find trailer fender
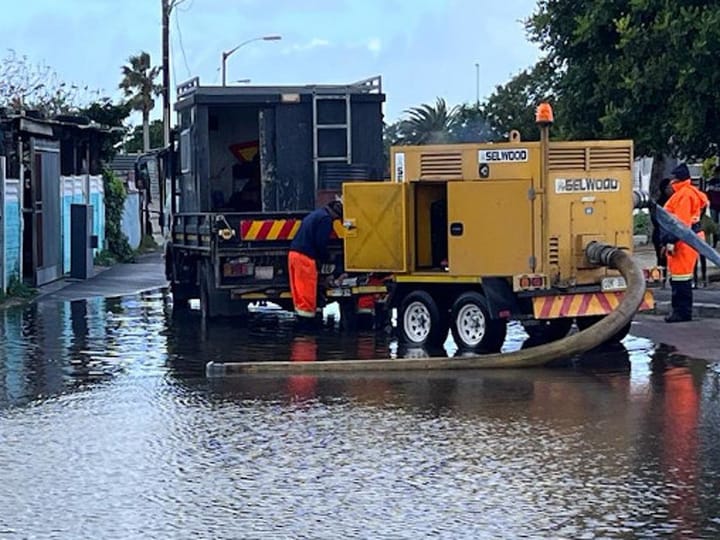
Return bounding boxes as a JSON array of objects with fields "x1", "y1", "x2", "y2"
[{"x1": 481, "y1": 277, "x2": 520, "y2": 320}]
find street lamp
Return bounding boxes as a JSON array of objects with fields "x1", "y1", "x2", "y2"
[{"x1": 221, "y1": 35, "x2": 282, "y2": 86}]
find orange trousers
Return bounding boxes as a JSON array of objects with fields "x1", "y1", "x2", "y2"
[{"x1": 288, "y1": 250, "x2": 318, "y2": 318}]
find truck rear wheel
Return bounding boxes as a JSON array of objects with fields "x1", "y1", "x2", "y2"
[
  {"x1": 576, "y1": 315, "x2": 632, "y2": 343},
  {"x1": 171, "y1": 282, "x2": 194, "y2": 310},
  {"x1": 398, "y1": 291, "x2": 448, "y2": 347},
  {"x1": 450, "y1": 291, "x2": 506, "y2": 352}
]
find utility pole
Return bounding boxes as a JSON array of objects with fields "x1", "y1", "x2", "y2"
[{"x1": 162, "y1": 0, "x2": 171, "y2": 148}]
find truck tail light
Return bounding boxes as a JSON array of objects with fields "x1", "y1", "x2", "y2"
[{"x1": 513, "y1": 274, "x2": 547, "y2": 292}]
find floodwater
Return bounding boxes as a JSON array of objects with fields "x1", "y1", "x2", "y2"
[{"x1": 1, "y1": 291, "x2": 720, "y2": 539}]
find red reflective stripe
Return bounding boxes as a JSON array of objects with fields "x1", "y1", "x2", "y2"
[
  {"x1": 577, "y1": 293, "x2": 592, "y2": 315},
  {"x1": 279, "y1": 220, "x2": 297, "y2": 239},
  {"x1": 596, "y1": 292, "x2": 613, "y2": 313},
  {"x1": 240, "y1": 221, "x2": 252, "y2": 238},
  {"x1": 559, "y1": 294, "x2": 574, "y2": 317},
  {"x1": 256, "y1": 220, "x2": 274, "y2": 240},
  {"x1": 539, "y1": 297, "x2": 553, "y2": 318}
]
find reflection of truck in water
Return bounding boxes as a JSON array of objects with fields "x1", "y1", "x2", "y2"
[
  {"x1": 159, "y1": 81, "x2": 654, "y2": 351},
  {"x1": 161, "y1": 76, "x2": 385, "y2": 318}
]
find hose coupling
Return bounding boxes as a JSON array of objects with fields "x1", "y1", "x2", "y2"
[
  {"x1": 633, "y1": 190, "x2": 651, "y2": 209},
  {"x1": 585, "y1": 241, "x2": 620, "y2": 267}
]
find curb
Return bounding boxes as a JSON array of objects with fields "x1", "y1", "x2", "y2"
[{"x1": 646, "y1": 301, "x2": 720, "y2": 319}]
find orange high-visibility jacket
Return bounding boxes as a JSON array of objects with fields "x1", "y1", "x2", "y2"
[{"x1": 664, "y1": 179, "x2": 709, "y2": 279}]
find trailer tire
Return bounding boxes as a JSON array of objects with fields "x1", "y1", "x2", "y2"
[
  {"x1": 523, "y1": 317, "x2": 573, "y2": 344},
  {"x1": 398, "y1": 291, "x2": 448, "y2": 347},
  {"x1": 576, "y1": 315, "x2": 631, "y2": 343},
  {"x1": 450, "y1": 291, "x2": 506, "y2": 352}
]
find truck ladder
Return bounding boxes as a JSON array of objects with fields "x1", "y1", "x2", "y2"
[{"x1": 312, "y1": 92, "x2": 352, "y2": 193}]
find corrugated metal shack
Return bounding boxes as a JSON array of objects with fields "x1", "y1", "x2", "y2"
[
  {"x1": 173, "y1": 75, "x2": 385, "y2": 213},
  {"x1": 0, "y1": 112, "x2": 108, "y2": 291}
]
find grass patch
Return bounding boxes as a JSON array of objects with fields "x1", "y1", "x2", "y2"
[
  {"x1": 136, "y1": 234, "x2": 159, "y2": 254},
  {"x1": 0, "y1": 276, "x2": 37, "y2": 307}
]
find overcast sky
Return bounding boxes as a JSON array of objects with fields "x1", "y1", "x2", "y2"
[{"x1": 1, "y1": 0, "x2": 541, "y2": 123}]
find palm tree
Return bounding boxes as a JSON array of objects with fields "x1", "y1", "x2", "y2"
[
  {"x1": 119, "y1": 52, "x2": 162, "y2": 152},
  {"x1": 399, "y1": 98, "x2": 459, "y2": 144}
]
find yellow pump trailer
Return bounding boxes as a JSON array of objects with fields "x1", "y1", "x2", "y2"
[{"x1": 341, "y1": 110, "x2": 654, "y2": 351}]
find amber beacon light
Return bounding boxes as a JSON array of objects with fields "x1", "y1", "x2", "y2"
[{"x1": 535, "y1": 102, "x2": 554, "y2": 126}]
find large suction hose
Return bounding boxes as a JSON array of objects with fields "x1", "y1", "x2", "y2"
[{"x1": 207, "y1": 242, "x2": 646, "y2": 375}]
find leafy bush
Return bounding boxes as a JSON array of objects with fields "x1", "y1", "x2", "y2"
[
  {"x1": 633, "y1": 211, "x2": 651, "y2": 236},
  {"x1": 0, "y1": 275, "x2": 36, "y2": 302},
  {"x1": 93, "y1": 249, "x2": 117, "y2": 267},
  {"x1": 103, "y1": 168, "x2": 134, "y2": 263}
]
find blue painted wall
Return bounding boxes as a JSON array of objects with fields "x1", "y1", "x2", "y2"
[{"x1": 3, "y1": 178, "x2": 22, "y2": 291}]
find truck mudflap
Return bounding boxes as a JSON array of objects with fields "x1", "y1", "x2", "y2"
[{"x1": 533, "y1": 290, "x2": 654, "y2": 320}]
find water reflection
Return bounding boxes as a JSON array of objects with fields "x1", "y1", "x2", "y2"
[{"x1": 0, "y1": 290, "x2": 719, "y2": 538}]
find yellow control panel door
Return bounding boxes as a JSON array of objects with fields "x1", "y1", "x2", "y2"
[
  {"x1": 447, "y1": 180, "x2": 533, "y2": 276},
  {"x1": 342, "y1": 182, "x2": 407, "y2": 272}
]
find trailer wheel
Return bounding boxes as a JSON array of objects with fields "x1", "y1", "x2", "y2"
[
  {"x1": 576, "y1": 315, "x2": 632, "y2": 343},
  {"x1": 522, "y1": 318, "x2": 573, "y2": 344},
  {"x1": 398, "y1": 291, "x2": 448, "y2": 347},
  {"x1": 450, "y1": 291, "x2": 506, "y2": 352}
]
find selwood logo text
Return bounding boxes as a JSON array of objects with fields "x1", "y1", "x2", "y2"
[{"x1": 555, "y1": 177, "x2": 620, "y2": 193}]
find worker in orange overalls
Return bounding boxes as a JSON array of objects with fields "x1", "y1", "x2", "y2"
[
  {"x1": 661, "y1": 163, "x2": 709, "y2": 322},
  {"x1": 288, "y1": 199, "x2": 343, "y2": 329}
]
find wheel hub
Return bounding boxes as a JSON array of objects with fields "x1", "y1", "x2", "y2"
[
  {"x1": 456, "y1": 304, "x2": 486, "y2": 346},
  {"x1": 404, "y1": 301, "x2": 431, "y2": 343}
]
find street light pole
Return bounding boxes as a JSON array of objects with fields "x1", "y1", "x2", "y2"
[
  {"x1": 221, "y1": 35, "x2": 281, "y2": 86},
  {"x1": 475, "y1": 62, "x2": 480, "y2": 107}
]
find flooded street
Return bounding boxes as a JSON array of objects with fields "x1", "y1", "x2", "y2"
[{"x1": 2, "y1": 290, "x2": 720, "y2": 539}]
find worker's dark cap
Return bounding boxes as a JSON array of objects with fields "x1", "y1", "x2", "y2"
[
  {"x1": 326, "y1": 200, "x2": 343, "y2": 219},
  {"x1": 670, "y1": 163, "x2": 690, "y2": 180}
]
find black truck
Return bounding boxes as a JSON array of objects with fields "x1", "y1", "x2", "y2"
[{"x1": 160, "y1": 76, "x2": 385, "y2": 318}]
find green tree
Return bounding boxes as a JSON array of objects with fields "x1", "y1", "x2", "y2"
[
  {"x1": 80, "y1": 99, "x2": 133, "y2": 161},
  {"x1": 119, "y1": 52, "x2": 162, "y2": 153},
  {"x1": 483, "y1": 60, "x2": 559, "y2": 142},
  {"x1": 526, "y1": 1, "x2": 720, "y2": 191},
  {"x1": 124, "y1": 119, "x2": 164, "y2": 154},
  {"x1": 382, "y1": 120, "x2": 403, "y2": 176},
  {"x1": 399, "y1": 97, "x2": 459, "y2": 144},
  {"x1": 453, "y1": 104, "x2": 497, "y2": 143}
]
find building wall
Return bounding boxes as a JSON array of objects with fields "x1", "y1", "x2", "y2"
[
  {"x1": 3, "y1": 178, "x2": 21, "y2": 292},
  {"x1": 60, "y1": 175, "x2": 105, "y2": 274},
  {"x1": 121, "y1": 192, "x2": 141, "y2": 250}
]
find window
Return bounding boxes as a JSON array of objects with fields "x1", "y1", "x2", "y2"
[{"x1": 180, "y1": 128, "x2": 191, "y2": 174}]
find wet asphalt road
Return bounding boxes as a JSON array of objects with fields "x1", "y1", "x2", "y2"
[
  {"x1": 0, "y1": 292, "x2": 719, "y2": 538},
  {"x1": 0, "y1": 253, "x2": 719, "y2": 538}
]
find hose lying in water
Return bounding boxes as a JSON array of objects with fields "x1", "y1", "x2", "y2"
[{"x1": 207, "y1": 242, "x2": 646, "y2": 376}]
